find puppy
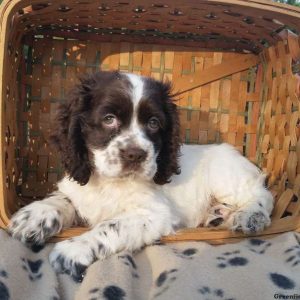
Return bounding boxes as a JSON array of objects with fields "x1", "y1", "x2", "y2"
[{"x1": 8, "y1": 71, "x2": 273, "y2": 281}]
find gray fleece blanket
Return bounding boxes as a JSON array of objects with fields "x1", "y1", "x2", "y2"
[{"x1": 0, "y1": 229, "x2": 299, "y2": 300}]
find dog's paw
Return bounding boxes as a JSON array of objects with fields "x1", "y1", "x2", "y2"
[
  {"x1": 231, "y1": 207, "x2": 271, "y2": 234},
  {"x1": 204, "y1": 203, "x2": 235, "y2": 228},
  {"x1": 8, "y1": 203, "x2": 63, "y2": 244},
  {"x1": 49, "y1": 238, "x2": 97, "y2": 282}
]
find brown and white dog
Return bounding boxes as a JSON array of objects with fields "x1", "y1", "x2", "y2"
[{"x1": 8, "y1": 71, "x2": 273, "y2": 281}]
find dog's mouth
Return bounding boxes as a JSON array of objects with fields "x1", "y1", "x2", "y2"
[
  {"x1": 122, "y1": 161, "x2": 142, "y2": 171},
  {"x1": 119, "y1": 170, "x2": 141, "y2": 179},
  {"x1": 120, "y1": 164, "x2": 143, "y2": 177}
]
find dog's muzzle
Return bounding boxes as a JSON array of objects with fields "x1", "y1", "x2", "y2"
[{"x1": 120, "y1": 146, "x2": 147, "y2": 171}]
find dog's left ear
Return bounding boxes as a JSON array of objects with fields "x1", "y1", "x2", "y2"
[{"x1": 154, "y1": 81, "x2": 181, "y2": 185}]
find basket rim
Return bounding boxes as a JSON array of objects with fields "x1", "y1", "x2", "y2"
[
  {"x1": 1, "y1": 0, "x2": 300, "y2": 22},
  {"x1": 48, "y1": 215, "x2": 300, "y2": 244},
  {"x1": 0, "y1": 0, "x2": 300, "y2": 49}
]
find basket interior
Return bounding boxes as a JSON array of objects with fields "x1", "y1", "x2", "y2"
[
  {"x1": 0, "y1": 0, "x2": 300, "y2": 240},
  {"x1": 16, "y1": 37, "x2": 262, "y2": 199}
]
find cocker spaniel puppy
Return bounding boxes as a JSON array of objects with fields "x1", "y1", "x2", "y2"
[{"x1": 8, "y1": 71, "x2": 273, "y2": 281}]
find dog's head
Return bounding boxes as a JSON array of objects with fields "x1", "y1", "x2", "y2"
[{"x1": 51, "y1": 71, "x2": 180, "y2": 185}]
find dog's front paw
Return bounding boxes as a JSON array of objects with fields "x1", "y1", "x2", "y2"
[
  {"x1": 231, "y1": 207, "x2": 271, "y2": 234},
  {"x1": 8, "y1": 203, "x2": 63, "y2": 244},
  {"x1": 49, "y1": 238, "x2": 97, "y2": 282}
]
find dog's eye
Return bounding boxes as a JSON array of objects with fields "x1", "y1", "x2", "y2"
[
  {"x1": 147, "y1": 117, "x2": 160, "y2": 131},
  {"x1": 103, "y1": 114, "x2": 118, "y2": 127}
]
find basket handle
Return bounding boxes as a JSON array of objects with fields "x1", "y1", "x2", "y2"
[{"x1": 172, "y1": 54, "x2": 260, "y2": 97}]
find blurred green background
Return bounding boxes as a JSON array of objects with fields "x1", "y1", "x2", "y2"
[{"x1": 275, "y1": 0, "x2": 300, "y2": 6}]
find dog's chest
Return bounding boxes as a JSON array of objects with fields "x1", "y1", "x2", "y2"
[{"x1": 57, "y1": 176, "x2": 155, "y2": 226}]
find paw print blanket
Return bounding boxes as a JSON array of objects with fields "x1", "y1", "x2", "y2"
[{"x1": 0, "y1": 229, "x2": 299, "y2": 299}]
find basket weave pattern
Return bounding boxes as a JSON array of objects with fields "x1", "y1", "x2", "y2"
[{"x1": 17, "y1": 38, "x2": 262, "y2": 199}]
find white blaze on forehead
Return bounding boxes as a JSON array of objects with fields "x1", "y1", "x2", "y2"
[
  {"x1": 124, "y1": 73, "x2": 147, "y2": 143},
  {"x1": 125, "y1": 73, "x2": 144, "y2": 108}
]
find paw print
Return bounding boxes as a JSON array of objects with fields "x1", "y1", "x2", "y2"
[
  {"x1": 89, "y1": 287, "x2": 101, "y2": 299},
  {"x1": 247, "y1": 238, "x2": 272, "y2": 254},
  {"x1": 216, "y1": 250, "x2": 249, "y2": 268},
  {"x1": 118, "y1": 254, "x2": 139, "y2": 278},
  {"x1": 0, "y1": 270, "x2": 8, "y2": 278},
  {"x1": 89, "y1": 285, "x2": 126, "y2": 300},
  {"x1": 21, "y1": 258, "x2": 43, "y2": 281},
  {"x1": 198, "y1": 286, "x2": 236, "y2": 300},
  {"x1": 153, "y1": 269, "x2": 178, "y2": 298},
  {"x1": 0, "y1": 270, "x2": 9, "y2": 300},
  {"x1": 29, "y1": 243, "x2": 45, "y2": 253},
  {"x1": 269, "y1": 273, "x2": 296, "y2": 290},
  {"x1": 172, "y1": 248, "x2": 198, "y2": 260},
  {"x1": 284, "y1": 245, "x2": 300, "y2": 267}
]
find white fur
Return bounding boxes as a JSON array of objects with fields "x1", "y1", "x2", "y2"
[
  {"x1": 162, "y1": 144, "x2": 273, "y2": 228},
  {"x1": 8, "y1": 73, "x2": 274, "y2": 279},
  {"x1": 58, "y1": 143, "x2": 273, "y2": 230},
  {"x1": 49, "y1": 177, "x2": 179, "y2": 280},
  {"x1": 9, "y1": 143, "x2": 274, "y2": 278},
  {"x1": 10, "y1": 144, "x2": 273, "y2": 234},
  {"x1": 125, "y1": 73, "x2": 144, "y2": 108}
]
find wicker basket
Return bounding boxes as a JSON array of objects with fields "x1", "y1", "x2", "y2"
[{"x1": 0, "y1": 0, "x2": 300, "y2": 245}]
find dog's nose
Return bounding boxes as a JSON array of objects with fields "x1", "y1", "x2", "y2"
[{"x1": 120, "y1": 147, "x2": 147, "y2": 163}]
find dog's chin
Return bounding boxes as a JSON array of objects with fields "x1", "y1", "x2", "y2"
[
  {"x1": 94, "y1": 165, "x2": 157, "y2": 182},
  {"x1": 120, "y1": 169, "x2": 157, "y2": 181}
]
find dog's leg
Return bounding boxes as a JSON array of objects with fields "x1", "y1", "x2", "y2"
[
  {"x1": 212, "y1": 180, "x2": 273, "y2": 234},
  {"x1": 200, "y1": 144, "x2": 274, "y2": 234},
  {"x1": 228, "y1": 194, "x2": 273, "y2": 234},
  {"x1": 49, "y1": 202, "x2": 176, "y2": 282},
  {"x1": 205, "y1": 195, "x2": 273, "y2": 233},
  {"x1": 8, "y1": 191, "x2": 76, "y2": 244},
  {"x1": 206, "y1": 186, "x2": 273, "y2": 233}
]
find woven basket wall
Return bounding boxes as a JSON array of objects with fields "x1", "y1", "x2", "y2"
[{"x1": 0, "y1": 0, "x2": 300, "y2": 244}]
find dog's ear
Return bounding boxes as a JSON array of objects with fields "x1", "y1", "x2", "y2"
[
  {"x1": 50, "y1": 75, "x2": 95, "y2": 185},
  {"x1": 154, "y1": 81, "x2": 181, "y2": 185}
]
